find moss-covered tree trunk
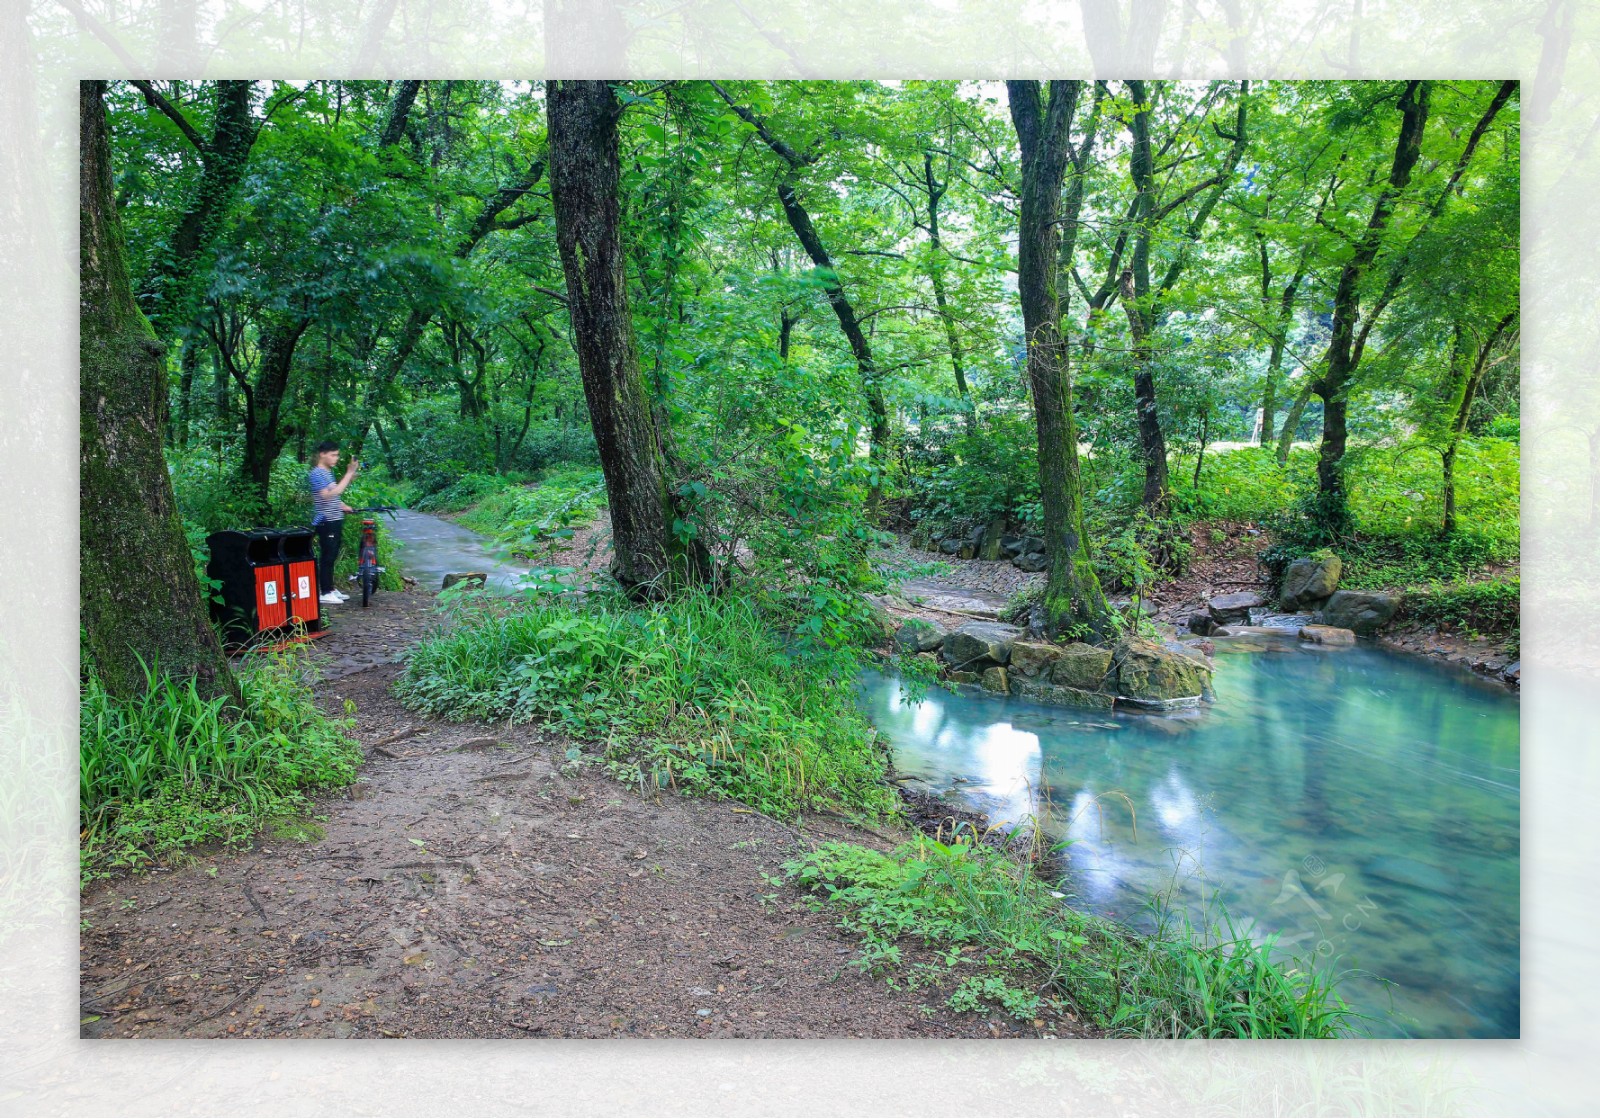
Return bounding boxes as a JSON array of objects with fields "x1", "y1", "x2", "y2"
[
  {"x1": 1008, "y1": 80, "x2": 1110, "y2": 638},
  {"x1": 548, "y1": 79, "x2": 700, "y2": 596},
  {"x1": 80, "y1": 80, "x2": 237, "y2": 702}
]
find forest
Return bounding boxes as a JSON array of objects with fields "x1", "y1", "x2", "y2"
[{"x1": 79, "y1": 78, "x2": 1521, "y2": 1039}]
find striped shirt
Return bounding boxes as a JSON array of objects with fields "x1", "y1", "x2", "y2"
[{"x1": 309, "y1": 466, "x2": 343, "y2": 525}]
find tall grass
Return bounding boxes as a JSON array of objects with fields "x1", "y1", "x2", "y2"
[
  {"x1": 80, "y1": 650, "x2": 361, "y2": 877},
  {"x1": 397, "y1": 591, "x2": 897, "y2": 819},
  {"x1": 785, "y1": 835, "x2": 1360, "y2": 1039}
]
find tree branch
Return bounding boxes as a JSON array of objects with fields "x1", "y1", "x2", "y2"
[{"x1": 129, "y1": 80, "x2": 209, "y2": 154}]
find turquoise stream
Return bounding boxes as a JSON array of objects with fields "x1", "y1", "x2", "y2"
[{"x1": 858, "y1": 643, "x2": 1520, "y2": 1038}]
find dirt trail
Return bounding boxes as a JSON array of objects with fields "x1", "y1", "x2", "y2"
[{"x1": 79, "y1": 588, "x2": 1085, "y2": 1039}]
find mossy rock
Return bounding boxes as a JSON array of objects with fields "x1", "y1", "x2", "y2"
[
  {"x1": 894, "y1": 618, "x2": 947, "y2": 653},
  {"x1": 942, "y1": 622, "x2": 1024, "y2": 670},
  {"x1": 1111, "y1": 638, "x2": 1211, "y2": 703},
  {"x1": 1008, "y1": 640, "x2": 1064, "y2": 679},
  {"x1": 1050, "y1": 643, "x2": 1113, "y2": 692},
  {"x1": 980, "y1": 666, "x2": 1010, "y2": 694}
]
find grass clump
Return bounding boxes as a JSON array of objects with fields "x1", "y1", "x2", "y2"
[
  {"x1": 784, "y1": 836, "x2": 1359, "y2": 1039},
  {"x1": 80, "y1": 650, "x2": 361, "y2": 880},
  {"x1": 397, "y1": 591, "x2": 897, "y2": 819}
]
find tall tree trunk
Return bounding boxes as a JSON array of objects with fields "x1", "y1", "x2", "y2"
[
  {"x1": 548, "y1": 80, "x2": 699, "y2": 596},
  {"x1": 1122, "y1": 79, "x2": 1247, "y2": 522},
  {"x1": 922, "y1": 152, "x2": 972, "y2": 418},
  {"x1": 1442, "y1": 311, "x2": 1517, "y2": 534},
  {"x1": 1276, "y1": 377, "x2": 1315, "y2": 465},
  {"x1": 1311, "y1": 81, "x2": 1429, "y2": 529},
  {"x1": 134, "y1": 80, "x2": 259, "y2": 343},
  {"x1": 173, "y1": 336, "x2": 199, "y2": 450},
  {"x1": 80, "y1": 80, "x2": 236, "y2": 703},
  {"x1": 238, "y1": 315, "x2": 311, "y2": 503},
  {"x1": 1008, "y1": 79, "x2": 1110, "y2": 637},
  {"x1": 1122, "y1": 81, "x2": 1171, "y2": 515}
]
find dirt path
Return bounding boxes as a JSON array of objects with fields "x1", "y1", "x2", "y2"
[{"x1": 79, "y1": 589, "x2": 1086, "y2": 1040}]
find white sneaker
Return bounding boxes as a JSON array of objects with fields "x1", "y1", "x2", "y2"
[
  {"x1": 319, "y1": 592, "x2": 343, "y2": 605},
  {"x1": 334, "y1": 589, "x2": 350, "y2": 601}
]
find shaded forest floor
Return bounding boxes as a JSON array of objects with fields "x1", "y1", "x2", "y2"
[{"x1": 78, "y1": 588, "x2": 1089, "y2": 1040}]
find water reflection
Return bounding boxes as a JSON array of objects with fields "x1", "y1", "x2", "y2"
[{"x1": 861, "y1": 645, "x2": 1520, "y2": 1038}]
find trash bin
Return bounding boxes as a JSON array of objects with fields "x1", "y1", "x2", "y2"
[
  {"x1": 279, "y1": 528, "x2": 322, "y2": 631},
  {"x1": 206, "y1": 528, "x2": 325, "y2": 648}
]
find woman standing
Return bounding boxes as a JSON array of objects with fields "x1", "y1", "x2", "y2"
[{"x1": 308, "y1": 441, "x2": 359, "y2": 605}]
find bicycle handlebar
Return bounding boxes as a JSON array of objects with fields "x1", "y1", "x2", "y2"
[{"x1": 352, "y1": 505, "x2": 400, "y2": 516}]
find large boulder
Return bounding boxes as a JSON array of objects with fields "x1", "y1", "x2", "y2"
[
  {"x1": 942, "y1": 621, "x2": 1024, "y2": 670},
  {"x1": 1206, "y1": 591, "x2": 1264, "y2": 626},
  {"x1": 1298, "y1": 624, "x2": 1356, "y2": 646},
  {"x1": 1014, "y1": 551, "x2": 1048, "y2": 573},
  {"x1": 1320, "y1": 590, "x2": 1400, "y2": 636},
  {"x1": 1111, "y1": 637, "x2": 1212, "y2": 704},
  {"x1": 1050, "y1": 643, "x2": 1113, "y2": 692},
  {"x1": 1008, "y1": 640, "x2": 1065, "y2": 680},
  {"x1": 1187, "y1": 613, "x2": 1217, "y2": 636},
  {"x1": 978, "y1": 517, "x2": 1007, "y2": 561},
  {"x1": 938, "y1": 538, "x2": 963, "y2": 555},
  {"x1": 894, "y1": 618, "x2": 948, "y2": 653},
  {"x1": 1280, "y1": 555, "x2": 1342, "y2": 610},
  {"x1": 980, "y1": 666, "x2": 1010, "y2": 694},
  {"x1": 1012, "y1": 680, "x2": 1115, "y2": 710}
]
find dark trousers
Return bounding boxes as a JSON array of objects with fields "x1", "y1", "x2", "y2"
[{"x1": 315, "y1": 520, "x2": 343, "y2": 594}]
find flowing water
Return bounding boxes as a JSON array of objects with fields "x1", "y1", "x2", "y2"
[
  {"x1": 859, "y1": 643, "x2": 1520, "y2": 1038},
  {"x1": 385, "y1": 512, "x2": 1519, "y2": 1037}
]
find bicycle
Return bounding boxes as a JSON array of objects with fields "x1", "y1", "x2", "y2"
[{"x1": 349, "y1": 506, "x2": 398, "y2": 607}]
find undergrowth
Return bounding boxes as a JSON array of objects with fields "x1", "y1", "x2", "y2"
[
  {"x1": 397, "y1": 590, "x2": 897, "y2": 819},
  {"x1": 80, "y1": 650, "x2": 361, "y2": 881},
  {"x1": 784, "y1": 836, "x2": 1360, "y2": 1039},
  {"x1": 451, "y1": 466, "x2": 607, "y2": 552}
]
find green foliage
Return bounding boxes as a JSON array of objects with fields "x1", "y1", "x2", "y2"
[
  {"x1": 1403, "y1": 578, "x2": 1519, "y2": 637},
  {"x1": 1483, "y1": 416, "x2": 1519, "y2": 441},
  {"x1": 1171, "y1": 447, "x2": 1313, "y2": 524},
  {"x1": 415, "y1": 471, "x2": 527, "y2": 514},
  {"x1": 454, "y1": 467, "x2": 608, "y2": 553},
  {"x1": 785, "y1": 837, "x2": 1359, "y2": 1038},
  {"x1": 80, "y1": 649, "x2": 361, "y2": 878},
  {"x1": 905, "y1": 409, "x2": 1042, "y2": 540},
  {"x1": 397, "y1": 592, "x2": 898, "y2": 819}
]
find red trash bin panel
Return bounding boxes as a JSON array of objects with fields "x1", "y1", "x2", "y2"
[
  {"x1": 255, "y1": 567, "x2": 288, "y2": 631},
  {"x1": 286, "y1": 560, "x2": 319, "y2": 626}
]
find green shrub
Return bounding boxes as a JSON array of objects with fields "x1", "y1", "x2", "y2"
[
  {"x1": 455, "y1": 466, "x2": 607, "y2": 550},
  {"x1": 397, "y1": 591, "x2": 897, "y2": 819},
  {"x1": 1403, "y1": 578, "x2": 1520, "y2": 636},
  {"x1": 785, "y1": 836, "x2": 1359, "y2": 1038},
  {"x1": 1483, "y1": 415, "x2": 1519, "y2": 441},
  {"x1": 1171, "y1": 446, "x2": 1314, "y2": 524},
  {"x1": 80, "y1": 650, "x2": 361, "y2": 878}
]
